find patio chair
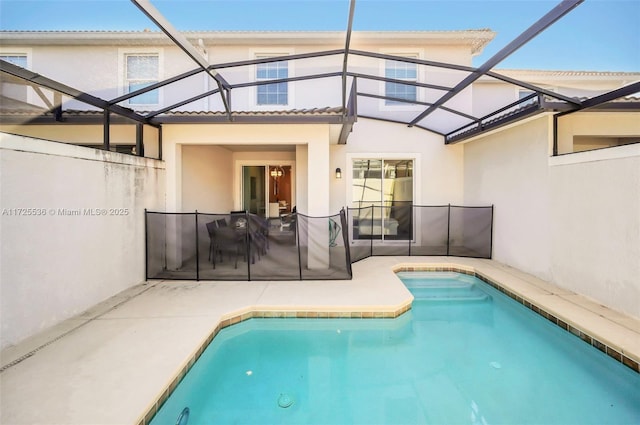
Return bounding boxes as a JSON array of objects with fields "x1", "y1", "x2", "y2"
[
  {"x1": 206, "y1": 219, "x2": 244, "y2": 269},
  {"x1": 280, "y1": 207, "x2": 297, "y2": 233},
  {"x1": 248, "y1": 213, "x2": 269, "y2": 255}
]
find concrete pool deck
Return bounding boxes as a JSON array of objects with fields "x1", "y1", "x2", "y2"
[{"x1": 1, "y1": 257, "x2": 639, "y2": 424}]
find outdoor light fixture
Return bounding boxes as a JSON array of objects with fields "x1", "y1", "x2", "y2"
[
  {"x1": 270, "y1": 166, "x2": 284, "y2": 178},
  {"x1": 335, "y1": 168, "x2": 342, "y2": 179},
  {"x1": 271, "y1": 166, "x2": 285, "y2": 195}
]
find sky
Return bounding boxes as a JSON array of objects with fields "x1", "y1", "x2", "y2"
[{"x1": 0, "y1": 0, "x2": 638, "y2": 71}]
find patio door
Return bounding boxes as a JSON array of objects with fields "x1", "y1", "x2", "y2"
[
  {"x1": 239, "y1": 162, "x2": 294, "y2": 218},
  {"x1": 242, "y1": 166, "x2": 266, "y2": 216},
  {"x1": 351, "y1": 158, "x2": 414, "y2": 241}
]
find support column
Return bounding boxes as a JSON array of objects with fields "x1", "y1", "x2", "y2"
[
  {"x1": 306, "y1": 138, "x2": 330, "y2": 269},
  {"x1": 103, "y1": 110, "x2": 110, "y2": 151},
  {"x1": 164, "y1": 141, "x2": 183, "y2": 270}
]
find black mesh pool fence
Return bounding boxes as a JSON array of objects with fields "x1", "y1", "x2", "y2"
[
  {"x1": 146, "y1": 209, "x2": 352, "y2": 281},
  {"x1": 346, "y1": 204, "x2": 493, "y2": 262},
  {"x1": 145, "y1": 205, "x2": 492, "y2": 281}
]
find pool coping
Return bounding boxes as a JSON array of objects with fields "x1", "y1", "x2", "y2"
[{"x1": 136, "y1": 261, "x2": 640, "y2": 425}]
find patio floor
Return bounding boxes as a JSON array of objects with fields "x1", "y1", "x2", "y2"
[{"x1": 1, "y1": 256, "x2": 639, "y2": 425}]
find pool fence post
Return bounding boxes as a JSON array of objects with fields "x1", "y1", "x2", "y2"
[
  {"x1": 339, "y1": 208, "x2": 353, "y2": 277},
  {"x1": 144, "y1": 208, "x2": 148, "y2": 280},
  {"x1": 296, "y1": 211, "x2": 302, "y2": 280},
  {"x1": 489, "y1": 205, "x2": 494, "y2": 259},
  {"x1": 195, "y1": 211, "x2": 200, "y2": 281},
  {"x1": 446, "y1": 204, "x2": 451, "y2": 256}
]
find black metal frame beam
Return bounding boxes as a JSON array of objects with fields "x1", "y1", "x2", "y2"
[
  {"x1": 7, "y1": 0, "x2": 637, "y2": 142},
  {"x1": 230, "y1": 72, "x2": 343, "y2": 90},
  {"x1": 446, "y1": 92, "x2": 539, "y2": 138},
  {"x1": 146, "y1": 88, "x2": 220, "y2": 118},
  {"x1": 357, "y1": 115, "x2": 444, "y2": 135},
  {"x1": 338, "y1": 76, "x2": 358, "y2": 144},
  {"x1": 576, "y1": 81, "x2": 640, "y2": 111},
  {"x1": 446, "y1": 95, "x2": 544, "y2": 144},
  {"x1": 342, "y1": 0, "x2": 356, "y2": 114},
  {"x1": 154, "y1": 114, "x2": 345, "y2": 124},
  {"x1": 486, "y1": 71, "x2": 581, "y2": 105},
  {"x1": 131, "y1": 0, "x2": 232, "y2": 119},
  {"x1": 349, "y1": 49, "x2": 476, "y2": 73},
  {"x1": 0, "y1": 59, "x2": 158, "y2": 127},
  {"x1": 214, "y1": 50, "x2": 345, "y2": 69},
  {"x1": 109, "y1": 67, "x2": 204, "y2": 105},
  {"x1": 107, "y1": 50, "x2": 345, "y2": 105},
  {"x1": 347, "y1": 71, "x2": 451, "y2": 92},
  {"x1": 350, "y1": 49, "x2": 581, "y2": 104},
  {"x1": 357, "y1": 91, "x2": 479, "y2": 122},
  {"x1": 409, "y1": 0, "x2": 584, "y2": 126},
  {"x1": 552, "y1": 81, "x2": 640, "y2": 154}
]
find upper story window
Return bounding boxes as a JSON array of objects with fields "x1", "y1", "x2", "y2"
[
  {"x1": 125, "y1": 54, "x2": 159, "y2": 105},
  {"x1": 385, "y1": 57, "x2": 417, "y2": 105},
  {"x1": 0, "y1": 54, "x2": 27, "y2": 68},
  {"x1": 518, "y1": 89, "x2": 535, "y2": 100},
  {"x1": 256, "y1": 55, "x2": 288, "y2": 106},
  {"x1": 1, "y1": 53, "x2": 30, "y2": 103}
]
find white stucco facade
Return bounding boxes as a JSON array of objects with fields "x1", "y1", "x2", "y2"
[
  {"x1": 463, "y1": 117, "x2": 640, "y2": 319},
  {"x1": 1, "y1": 29, "x2": 639, "y2": 349},
  {"x1": 0, "y1": 133, "x2": 165, "y2": 349}
]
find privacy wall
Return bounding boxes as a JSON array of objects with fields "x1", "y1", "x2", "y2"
[
  {"x1": 0, "y1": 133, "x2": 165, "y2": 349},
  {"x1": 463, "y1": 116, "x2": 640, "y2": 319}
]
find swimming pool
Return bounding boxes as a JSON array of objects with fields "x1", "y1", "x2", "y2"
[{"x1": 150, "y1": 272, "x2": 640, "y2": 424}]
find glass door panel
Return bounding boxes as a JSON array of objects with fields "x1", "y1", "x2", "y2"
[{"x1": 242, "y1": 166, "x2": 266, "y2": 216}]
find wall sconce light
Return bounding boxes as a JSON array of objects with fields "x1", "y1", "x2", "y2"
[{"x1": 335, "y1": 167, "x2": 342, "y2": 179}]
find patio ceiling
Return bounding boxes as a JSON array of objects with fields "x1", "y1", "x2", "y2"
[{"x1": 1, "y1": 0, "x2": 639, "y2": 145}]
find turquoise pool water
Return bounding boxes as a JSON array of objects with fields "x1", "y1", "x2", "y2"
[{"x1": 150, "y1": 272, "x2": 640, "y2": 424}]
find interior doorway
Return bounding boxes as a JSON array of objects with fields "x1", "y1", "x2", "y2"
[
  {"x1": 241, "y1": 164, "x2": 293, "y2": 218},
  {"x1": 268, "y1": 165, "x2": 292, "y2": 218},
  {"x1": 242, "y1": 166, "x2": 266, "y2": 216}
]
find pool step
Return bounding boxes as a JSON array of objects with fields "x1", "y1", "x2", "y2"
[
  {"x1": 408, "y1": 286, "x2": 490, "y2": 302},
  {"x1": 398, "y1": 272, "x2": 490, "y2": 302}
]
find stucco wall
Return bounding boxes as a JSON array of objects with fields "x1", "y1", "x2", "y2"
[
  {"x1": 549, "y1": 144, "x2": 640, "y2": 318},
  {"x1": 556, "y1": 112, "x2": 640, "y2": 154},
  {"x1": 332, "y1": 118, "x2": 464, "y2": 211},
  {"x1": 463, "y1": 117, "x2": 640, "y2": 318},
  {"x1": 162, "y1": 123, "x2": 331, "y2": 216},
  {"x1": 463, "y1": 116, "x2": 553, "y2": 279},
  {"x1": 0, "y1": 133, "x2": 165, "y2": 349},
  {"x1": 181, "y1": 145, "x2": 233, "y2": 213},
  {"x1": 0, "y1": 124, "x2": 161, "y2": 159}
]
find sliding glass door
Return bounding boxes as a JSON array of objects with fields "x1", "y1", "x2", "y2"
[
  {"x1": 242, "y1": 166, "x2": 266, "y2": 216},
  {"x1": 351, "y1": 158, "x2": 413, "y2": 241}
]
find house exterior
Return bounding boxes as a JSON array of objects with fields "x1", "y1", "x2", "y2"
[{"x1": 1, "y1": 29, "x2": 639, "y2": 350}]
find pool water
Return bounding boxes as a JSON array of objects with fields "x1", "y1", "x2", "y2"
[{"x1": 150, "y1": 272, "x2": 640, "y2": 424}]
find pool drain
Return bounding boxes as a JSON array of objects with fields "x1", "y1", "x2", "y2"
[{"x1": 278, "y1": 393, "x2": 294, "y2": 408}]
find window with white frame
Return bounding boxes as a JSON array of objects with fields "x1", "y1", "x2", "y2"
[
  {"x1": 518, "y1": 89, "x2": 535, "y2": 100},
  {"x1": 256, "y1": 55, "x2": 288, "y2": 105},
  {"x1": 125, "y1": 54, "x2": 159, "y2": 105},
  {"x1": 0, "y1": 54, "x2": 27, "y2": 68},
  {"x1": 1, "y1": 53, "x2": 29, "y2": 104},
  {"x1": 385, "y1": 57, "x2": 417, "y2": 105}
]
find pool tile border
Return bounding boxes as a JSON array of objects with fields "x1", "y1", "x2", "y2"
[
  {"x1": 393, "y1": 264, "x2": 640, "y2": 375},
  {"x1": 136, "y1": 302, "x2": 412, "y2": 425},
  {"x1": 138, "y1": 263, "x2": 639, "y2": 424}
]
